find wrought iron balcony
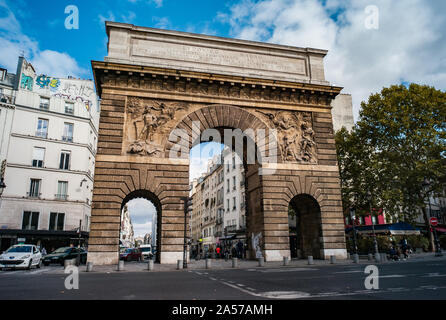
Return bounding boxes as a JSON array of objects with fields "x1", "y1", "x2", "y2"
[
  {"x1": 55, "y1": 194, "x2": 68, "y2": 201},
  {"x1": 26, "y1": 192, "x2": 41, "y2": 199}
]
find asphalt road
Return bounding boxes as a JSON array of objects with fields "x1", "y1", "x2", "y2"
[{"x1": 0, "y1": 258, "x2": 445, "y2": 300}]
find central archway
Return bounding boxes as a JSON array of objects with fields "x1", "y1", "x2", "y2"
[{"x1": 169, "y1": 104, "x2": 280, "y2": 261}]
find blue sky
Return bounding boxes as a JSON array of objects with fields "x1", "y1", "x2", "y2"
[
  {"x1": 2, "y1": 0, "x2": 445, "y2": 121},
  {"x1": 1, "y1": 0, "x2": 239, "y2": 79}
]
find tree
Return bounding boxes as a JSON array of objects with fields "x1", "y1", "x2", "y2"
[{"x1": 336, "y1": 84, "x2": 446, "y2": 251}]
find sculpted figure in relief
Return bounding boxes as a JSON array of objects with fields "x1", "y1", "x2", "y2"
[
  {"x1": 126, "y1": 98, "x2": 186, "y2": 157},
  {"x1": 258, "y1": 110, "x2": 317, "y2": 163}
]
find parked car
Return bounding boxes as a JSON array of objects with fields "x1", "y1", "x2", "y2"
[
  {"x1": 119, "y1": 248, "x2": 142, "y2": 261},
  {"x1": 42, "y1": 247, "x2": 87, "y2": 266},
  {"x1": 0, "y1": 244, "x2": 42, "y2": 270},
  {"x1": 139, "y1": 245, "x2": 153, "y2": 260}
]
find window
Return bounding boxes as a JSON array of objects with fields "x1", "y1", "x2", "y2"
[
  {"x1": 63, "y1": 123, "x2": 73, "y2": 142},
  {"x1": 233, "y1": 176, "x2": 236, "y2": 190},
  {"x1": 233, "y1": 197, "x2": 236, "y2": 210},
  {"x1": 227, "y1": 199, "x2": 230, "y2": 212},
  {"x1": 226, "y1": 179, "x2": 230, "y2": 192},
  {"x1": 22, "y1": 211, "x2": 39, "y2": 230},
  {"x1": 232, "y1": 156, "x2": 236, "y2": 169},
  {"x1": 36, "y1": 118, "x2": 48, "y2": 138},
  {"x1": 28, "y1": 179, "x2": 41, "y2": 198},
  {"x1": 32, "y1": 147, "x2": 45, "y2": 168},
  {"x1": 49, "y1": 212, "x2": 65, "y2": 231},
  {"x1": 56, "y1": 181, "x2": 68, "y2": 200},
  {"x1": 39, "y1": 97, "x2": 49, "y2": 110},
  {"x1": 60, "y1": 151, "x2": 71, "y2": 170},
  {"x1": 65, "y1": 102, "x2": 74, "y2": 115}
]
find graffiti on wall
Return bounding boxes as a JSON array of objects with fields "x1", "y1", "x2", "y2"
[
  {"x1": 36, "y1": 75, "x2": 60, "y2": 90},
  {"x1": 53, "y1": 81, "x2": 95, "y2": 110},
  {"x1": 20, "y1": 74, "x2": 33, "y2": 91},
  {"x1": 252, "y1": 232, "x2": 263, "y2": 259}
]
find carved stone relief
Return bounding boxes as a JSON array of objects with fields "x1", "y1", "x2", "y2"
[
  {"x1": 257, "y1": 110, "x2": 317, "y2": 163},
  {"x1": 102, "y1": 74, "x2": 333, "y2": 107},
  {"x1": 126, "y1": 98, "x2": 187, "y2": 157}
]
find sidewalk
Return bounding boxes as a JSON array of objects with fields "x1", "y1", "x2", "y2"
[{"x1": 64, "y1": 251, "x2": 445, "y2": 274}]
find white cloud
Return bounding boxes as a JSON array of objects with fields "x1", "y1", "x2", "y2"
[
  {"x1": 220, "y1": 0, "x2": 446, "y2": 121},
  {"x1": 128, "y1": 0, "x2": 163, "y2": 8},
  {"x1": 127, "y1": 198, "x2": 157, "y2": 238},
  {"x1": 0, "y1": 1, "x2": 87, "y2": 78}
]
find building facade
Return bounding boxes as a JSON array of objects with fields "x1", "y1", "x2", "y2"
[
  {"x1": 0, "y1": 57, "x2": 100, "y2": 252},
  {"x1": 189, "y1": 148, "x2": 246, "y2": 257},
  {"x1": 120, "y1": 204, "x2": 134, "y2": 248}
]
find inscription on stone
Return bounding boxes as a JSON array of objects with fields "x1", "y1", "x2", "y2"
[{"x1": 131, "y1": 39, "x2": 307, "y2": 75}]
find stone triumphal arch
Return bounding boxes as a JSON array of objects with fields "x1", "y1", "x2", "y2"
[{"x1": 87, "y1": 22, "x2": 347, "y2": 265}]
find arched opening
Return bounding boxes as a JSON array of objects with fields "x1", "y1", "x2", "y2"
[
  {"x1": 185, "y1": 118, "x2": 266, "y2": 260},
  {"x1": 120, "y1": 190, "x2": 162, "y2": 263},
  {"x1": 288, "y1": 194, "x2": 322, "y2": 259}
]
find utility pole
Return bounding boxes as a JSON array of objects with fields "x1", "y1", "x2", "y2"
[
  {"x1": 77, "y1": 220, "x2": 82, "y2": 266},
  {"x1": 181, "y1": 197, "x2": 193, "y2": 269}
]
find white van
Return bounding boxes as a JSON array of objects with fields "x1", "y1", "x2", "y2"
[{"x1": 139, "y1": 245, "x2": 153, "y2": 260}]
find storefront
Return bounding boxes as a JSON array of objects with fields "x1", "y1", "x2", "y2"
[{"x1": 0, "y1": 229, "x2": 89, "y2": 253}]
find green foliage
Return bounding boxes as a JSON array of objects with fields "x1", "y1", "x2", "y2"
[{"x1": 336, "y1": 84, "x2": 446, "y2": 226}]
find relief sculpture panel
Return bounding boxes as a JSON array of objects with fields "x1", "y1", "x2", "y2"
[
  {"x1": 257, "y1": 110, "x2": 317, "y2": 164},
  {"x1": 125, "y1": 97, "x2": 187, "y2": 157}
]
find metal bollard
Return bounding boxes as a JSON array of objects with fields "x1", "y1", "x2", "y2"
[
  {"x1": 283, "y1": 257, "x2": 290, "y2": 266},
  {"x1": 148, "y1": 260, "x2": 154, "y2": 271},
  {"x1": 368, "y1": 253, "x2": 373, "y2": 261},
  {"x1": 205, "y1": 258, "x2": 211, "y2": 269},
  {"x1": 86, "y1": 262, "x2": 93, "y2": 272},
  {"x1": 177, "y1": 260, "x2": 183, "y2": 270},
  {"x1": 117, "y1": 260, "x2": 125, "y2": 271},
  {"x1": 307, "y1": 256, "x2": 314, "y2": 265},
  {"x1": 347, "y1": 253, "x2": 351, "y2": 260},
  {"x1": 258, "y1": 257, "x2": 265, "y2": 267},
  {"x1": 353, "y1": 254, "x2": 359, "y2": 264},
  {"x1": 330, "y1": 255, "x2": 336, "y2": 264},
  {"x1": 374, "y1": 253, "x2": 381, "y2": 263},
  {"x1": 232, "y1": 258, "x2": 238, "y2": 268}
]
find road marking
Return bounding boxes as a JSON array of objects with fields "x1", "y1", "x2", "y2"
[
  {"x1": 334, "y1": 270, "x2": 363, "y2": 274},
  {"x1": 260, "y1": 268, "x2": 316, "y2": 273},
  {"x1": 379, "y1": 275, "x2": 406, "y2": 278},
  {"x1": 422, "y1": 273, "x2": 446, "y2": 278},
  {"x1": 209, "y1": 277, "x2": 217, "y2": 281}
]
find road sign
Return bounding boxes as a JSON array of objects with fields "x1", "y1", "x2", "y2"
[{"x1": 430, "y1": 217, "x2": 438, "y2": 226}]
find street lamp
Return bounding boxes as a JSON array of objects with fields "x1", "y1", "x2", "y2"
[
  {"x1": 422, "y1": 179, "x2": 443, "y2": 257},
  {"x1": 366, "y1": 191, "x2": 379, "y2": 256}
]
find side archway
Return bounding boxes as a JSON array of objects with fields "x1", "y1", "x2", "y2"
[
  {"x1": 289, "y1": 194, "x2": 322, "y2": 259},
  {"x1": 121, "y1": 189, "x2": 162, "y2": 262}
]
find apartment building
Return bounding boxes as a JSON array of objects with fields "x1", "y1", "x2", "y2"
[{"x1": 0, "y1": 56, "x2": 100, "y2": 252}]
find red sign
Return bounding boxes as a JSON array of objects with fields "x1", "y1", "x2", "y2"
[{"x1": 430, "y1": 217, "x2": 438, "y2": 226}]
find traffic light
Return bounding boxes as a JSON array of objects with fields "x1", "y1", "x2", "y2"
[{"x1": 183, "y1": 197, "x2": 193, "y2": 214}]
